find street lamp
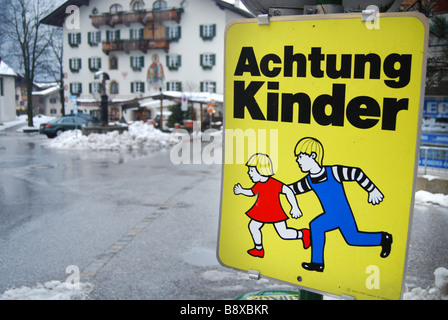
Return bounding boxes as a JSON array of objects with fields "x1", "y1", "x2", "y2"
[{"x1": 94, "y1": 70, "x2": 110, "y2": 126}]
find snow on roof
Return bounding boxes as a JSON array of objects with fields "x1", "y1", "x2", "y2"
[
  {"x1": 32, "y1": 86, "x2": 60, "y2": 96},
  {"x1": 0, "y1": 60, "x2": 17, "y2": 77}
]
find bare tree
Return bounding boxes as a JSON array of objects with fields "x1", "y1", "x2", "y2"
[
  {"x1": 1, "y1": 0, "x2": 55, "y2": 127},
  {"x1": 41, "y1": 28, "x2": 65, "y2": 115}
]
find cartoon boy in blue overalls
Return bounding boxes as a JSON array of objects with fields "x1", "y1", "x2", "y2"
[{"x1": 289, "y1": 137, "x2": 393, "y2": 272}]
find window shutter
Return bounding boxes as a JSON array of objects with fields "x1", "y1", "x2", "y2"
[
  {"x1": 200, "y1": 54, "x2": 203, "y2": 67},
  {"x1": 76, "y1": 33, "x2": 81, "y2": 44},
  {"x1": 211, "y1": 54, "x2": 216, "y2": 66},
  {"x1": 140, "y1": 56, "x2": 144, "y2": 68},
  {"x1": 177, "y1": 26, "x2": 181, "y2": 40},
  {"x1": 177, "y1": 55, "x2": 181, "y2": 67},
  {"x1": 131, "y1": 82, "x2": 134, "y2": 93},
  {"x1": 106, "y1": 31, "x2": 110, "y2": 41},
  {"x1": 89, "y1": 83, "x2": 92, "y2": 94},
  {"x1": 212, "y1": 24, "x2": 216, "y2": 37},
  {"x1": 88, "y1": 32, "x2": 92, "y2": 45}
]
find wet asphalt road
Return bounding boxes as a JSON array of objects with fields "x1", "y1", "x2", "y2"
[{"x1": 0, "y1": 127, "x2": 447, "y2": 299}]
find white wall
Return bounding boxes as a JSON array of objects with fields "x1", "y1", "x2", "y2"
[{"x1": 0, "y1": 76, "x2": 17, "y2": 123}]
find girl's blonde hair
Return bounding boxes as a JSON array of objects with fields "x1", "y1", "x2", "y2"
[
  {"x1": 246, "y1": 153, "x2": 274, "y2": 176},
  {"x1": 294, "y1": 137, "x2": 324, "y2": 165}
]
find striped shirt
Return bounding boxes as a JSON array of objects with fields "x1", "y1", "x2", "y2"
[{"x1": 289, "y1": 166, "x2": 376, "y2": 195}]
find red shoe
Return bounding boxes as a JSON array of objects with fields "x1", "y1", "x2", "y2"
[
  {"x1": 247, "y1": 248, "x2": 264, "y2": 258},
  {"x1": 300, "y1": 229, "x2": 311, "y2": 249}
]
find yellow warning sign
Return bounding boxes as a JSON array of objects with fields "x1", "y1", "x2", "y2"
[{"x1": 218, "y1": 13, "x2": 428, "y2": 300}]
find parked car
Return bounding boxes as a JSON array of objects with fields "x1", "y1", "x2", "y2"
[{"x1": 39, "y1": 116, "x2": 91, "y2": 138}]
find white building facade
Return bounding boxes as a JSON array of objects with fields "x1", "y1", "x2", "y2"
[
  {"x1": 0, "y1": 59, "x2": 17, "y2": 124},
  {"x1": 42, "y1": 0, "x2": 252, "y2": 123}
]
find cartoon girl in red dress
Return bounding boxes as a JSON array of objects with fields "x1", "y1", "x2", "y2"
[{"x1": 233, "y1": 153, "x2": 310, "y2": 258}]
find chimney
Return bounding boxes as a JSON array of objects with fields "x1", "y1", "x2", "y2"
[{"x1": 234, "y1": 0, "x2": 240, "y2": 8}]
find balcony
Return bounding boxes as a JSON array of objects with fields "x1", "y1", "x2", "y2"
[
  {"x1": 91, "y1": 8, "x2": 183, "y2": 28},
  {"x1": 102, "y1": 39, "x2": 170, "y2": 55}
]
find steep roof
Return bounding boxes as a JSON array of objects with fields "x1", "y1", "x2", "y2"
[
  {"x1": 0, "y1": 60, "x2": 17, "y2": 77},
  {"x1": 41, "y1": 0, "x2": 252, "y2": 27}
]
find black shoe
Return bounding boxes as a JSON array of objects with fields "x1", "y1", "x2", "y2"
[
  {"x1": 380, "y1": 232, "x2": 392, "y2": 258},
  {"x1": 302, "y1": 262, "x2": 324, "y2": 272}
]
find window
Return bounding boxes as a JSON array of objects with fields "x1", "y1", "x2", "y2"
[
  {"x1": 130, "y1": 56, "x2": 145, "y2": 71},
  {"x1": 69, "y1": 58, "x2": 82, "y2": 72},
  {"x1": 109, "y1": 56, "x2": 118, "y2": 70},
  {"x1": 70, "y1": 83, "x2": 82, "y2": 95},
  {"x1": 89, "y1": 82, "x2": 102, "y2": 94},
  {"x1": 50, "y1": 98, "x2": 57, "y2": 104},
  {"x1": 200, "y1": 24, "x2": 216, "y2": 40},
  {"x1": 166, "y1": 26, "x2": 181, "y2": 41},
  {"x1": 110, "y1": 4, "x2": 123, "y2": 14},
  {"x1": 132, "y1": 0, "x2": 144, "y2": 11},
  {"x1": 130, "y1": 28, "x2": 144, "y2": 40},
  {"x1": 0, "y1": 78, "x2": 3, "y2": 96},
  {"x1": 88, "y1": 31, "x2": 101, "y2": 46},
  {"x1": 106, "y1": 30, "x2": 121, "y2": 42},
  {"x1": 166, "y1": 81, "x2": 182, "y2": 92},
  {"x1": 68, "y1": 33, "x2": 81, "y2": 47},
  {"x1": 61, "y1": 117, "x2": 75, "y2": 124},
  {"x1": 200, "y1": 81, "x2": 216, "y2": 93},
  {"x1": 110, "y1": 81, "x2": 119, "y2": 94},
  {"x1": 131, "y1": 81, "x2": 145, "y2": 93},
  {"x1": 200, "y1": 53, "x2": 215, "y2": 70},
  {"x1": 153, "y1": 0, "x2": 166, "y2": 10},
  {"x1": 166, "y1": 54, "x2": 181, "y2": 70},
  {"x1": 88, "y1": 57, "x2": 102, "y2": 72}
]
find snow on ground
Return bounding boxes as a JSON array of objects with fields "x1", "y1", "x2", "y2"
[
  {"x1": 415, "y1": 190, "x2": 448, "y2": 208},
  {"x1": 42, "y1": 121, "x2": 175, "y2": 151},
  {"x1": 0, "y1": 114, "x2": 55, "y2": 132},
  {"x1": 403, "y1": 267, "x2": 448, "y2": 300},
  {"x1": 0, "y1": 280, "x2": 93, "y2": 300}
]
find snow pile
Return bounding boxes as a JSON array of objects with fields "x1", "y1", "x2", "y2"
[
  {"x1": 0, "y1": 280, "x2": 93, "y2": 300},
  {"x1": 415, "y1": 190, "x2": 448, "y2": 207},
  {"x1": 43, "y1": 122, "x2": 175, "y2": 151},
  {"x1": 404, "y1": 267, "x2": 448, "y2": 300},
  {"x1": 0, "y1": 114, "x2": 55, "y2": 132}
]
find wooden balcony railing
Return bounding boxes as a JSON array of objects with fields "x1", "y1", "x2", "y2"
[
  {"x1": 91, "y1": 8, "x2": 183, "y2": 28},
  {"x1": 102, "y1": 39, "x2": 170, "y2": 55}
]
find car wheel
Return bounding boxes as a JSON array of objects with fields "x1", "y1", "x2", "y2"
[
  {"x1": 47, "y1": 134, "x2": 55, "y2": 138},
  {"x1": 55, "y1": 129, "x2": 64, "y2": 136}
]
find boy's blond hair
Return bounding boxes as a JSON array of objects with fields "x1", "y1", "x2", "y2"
[
  {"x1": 294, "y1": 137, "x2": 324, "y2": 165},
  {"x1": 246, "y1": 153, "x2": 275, "y2": 176}
]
